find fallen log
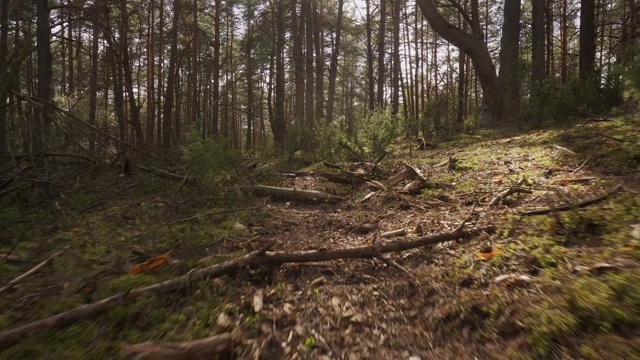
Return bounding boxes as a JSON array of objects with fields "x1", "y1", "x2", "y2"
[
  {"x1": 122, "y1": 333, "x2": 237, "y2": 359},
  {"x1": 0, "y1": 226, "x2": 494, "y2": 349},
  {"x1": 520, "y1": 183, "x2": 624, "y2": 216},
  {"x1": 0, "y1": 250, "x2": 64, "y2": 295},
  {"x1": 251, "y1": 184, "x2": 345, "y2": 204}
]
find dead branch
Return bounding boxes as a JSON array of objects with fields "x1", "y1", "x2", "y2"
[
  {"x1": 520, "y1": 183, "x2": 624, "y2": 216},
  {"x1": 386, "y1": 168, "x2": 413, "y2": 186},
  {"x1": 122, "y1": 333, "x2": 237, "y2": 359},
  {"x1": 0, "y1": 225, "x2": 495, "y2": 349},
  {"x1": 169, "y1": 207, "x2": 261, "y2": 225},
  {"x1": 251, "y1": 184, "x2": 345, "y2": 204},
  {"x1": 552, "y1": 144, "x2": 577, "y2": 155},
  {"x1": 572, "y1": 156, "x2": 592, "y2": 174},
  {"x1": 319, "y1": 171, "x2": 367, "y2": 185},
  {"x1": 137, "y1": 165, "x2": 190, "y2": 183},
  {"x1": 0, "y1": 250, "x2": 64, "y2": 295},
  {"x1": 488, "y1": 180, "x2": 532, "y2": 208}
]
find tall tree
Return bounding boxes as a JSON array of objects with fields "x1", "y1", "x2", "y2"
[
  {"x1": 0, "y1": 0, "x2": 8, "y2": 153},
  {"x1": 416, "y1": 0, "x2": 502, "y2": 124},
  {"x1": 291, "y1": 0, "x2": 305, "y2": 125},
  {"x1": 163, "y1": 0, "x2": 181, "y2": 149},
  {"x1": 326, "y1": 0, "x2": 344, "y2": 124},
  {"x1": 532, "y1": 0, "x2": 546, "y2": 126},
  {"x1": 35, "y1": 0, "x2": 53, "y2": 155},
  {"x1": 212, "y1": 0, "x2": 221, "y2": 137},
  {"x1": 391, "y1": 0, "x2": 401, "y2": 116},
  {"x1": 314, "y1": 0, "x2": 324, "y2": 121},
  {"x1": 303, "y1": 0, "x2": 314, "y2": 128},
  {"x1": 579, "y1": 0, "x2": 596, "y2": 83},
  {"x1": 377, "y1": 0, "x2": 387, "y2": 108},
  {"x1": 272, "y1": 0, "x2": 287, "y2": 150},
  {"x1": 498, "y1": 0, "x2": 521, "y2": 123},
  {"x1": 365, "y1": 0, "x2": 375, "y2": 112}
]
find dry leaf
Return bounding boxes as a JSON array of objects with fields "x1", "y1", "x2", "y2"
[
  {"x1": 128, "y1": 254, "x2": 170, "y2": 275},
  {"x1": 475, "y1": 249, "x2": 502, "y2": 261}
]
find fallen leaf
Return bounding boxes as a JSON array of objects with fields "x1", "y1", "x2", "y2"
[
  {"x1": 495, "y1": 274, "x2": 532, "y2": 287},
  {"x1": 475, "y1": 249, "x2": 502, "y2": 261},
  {"x1": 128, "y1": 254, "x2": 170, "y2": 275}
]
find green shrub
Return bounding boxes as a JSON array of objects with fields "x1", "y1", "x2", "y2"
[{"x1": 181, "y1": 129, "x2": 243, "y2": 181}]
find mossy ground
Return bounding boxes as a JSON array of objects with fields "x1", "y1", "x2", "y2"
[{"x1": 1, "y1": 116, "x2": 639, "y2": 359}]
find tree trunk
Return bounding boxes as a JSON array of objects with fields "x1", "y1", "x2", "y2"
[
  {"x1": 416, "y1": 0, "x2": 502, "y2": 125},
  {"x1": 326, "y1": 0, "x2": 344, "y2": 124},
  {"x1": 0, "y1": 0, "x2": 8, "y2": 153},
  {"x1": 579, "y1": 0, "x2": 596, "y2": 83},
  {"x1": 88, "y1": 6, "x2": 100, "y2": 156},
  {"x1": 291, "y1": 0, "x2": 305, "y2": 126},
  {"x1": 377, "y1": 0, "x2": 386, "y2": 109},
  {"x1": 212, "y1": 0, "x2": 221, "y2": 138},
  {"x1": 146, "y1": 0, "x2": 155, "y2": 145},
  {"x1": 545, "y1": 0, "x2": 554, "y2": 76},
  {"x1": 162, "y1": 0, "x2": 181, "y2": 149},
  {"x1": 561, "y1": 0, "x2": 568, "y2": 83},
  {"x1": 245, "y1": 4, "x2": 255, "y2": 151},
  {"x1": 35, "y1": 0, "x2": 53, "y2": 155},
  {"x1": 313, "y1": 0, "x2": 324, "y2": 121},
  {"x1": 391, "y1": 0, "x2": 401, "y2": 116},
  {"x1": 303, "y1": 0, "x2": 314, "y2": 129},
  {"x1": 531, "y1": 0, "x2": 546, "y2": 127},
  {"x1": 498, "y1": 0, "x2": 521, "y2": 124},
  {"x1": 365, "y1": 0, "x2": 374, "y2": 112},
  {"x1": 272, "y1": 0, "x2": 287, "y2": 151}
]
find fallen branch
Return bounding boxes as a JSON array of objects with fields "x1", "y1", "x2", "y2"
[
  {"x1": 0, "y1": 242, "x2": 274, "y2": 349},
  {"x1": 552, "y1": 144, "x2": 577, "y2": 155},
  {"x1": 572, "y1": 156, "x2": 592, "y2": 174},
  {"x1": 323, "y1": 161, "x2": 343, "y2": 170},
  {"x1": 0, "y1": 225, "x2": 495, "y2": 348},
  {"x1": 488, "y1": 180, "x2": 532, "y2": 208},
  {"x1": 122, "y1": 333, "x2": 237, "y2": 359},
  {"x1": 137, "y1": 165, "x2": 190, "y2": 183},
  {"x1": 251, "y1": 184, "x2": 344, "y2": 204},
  {"x1": 169, "y1": 207, "x2": 261, "y2": 225},
  {"x1": 380, "y1": 228, "x2": 407, "y2": 238},
  {"x1": 520, "y1": 183, "x2": 624, "y2": 216},
  {"x1": 0, "y1": 250, "x2": 64, "y2": 295}
]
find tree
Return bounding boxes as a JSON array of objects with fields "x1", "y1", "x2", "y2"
[
  {"x1": 163, "y1": 0, "x2": 181, "y2": 149},
  {"x1": 391, "y1": 0, "x2": 401, "y2": 116},
  {"x1": 498, "y1": 0, "x2": 521, "y2": 123},
  {"x1": 272, "y1": 0, "x2": 287, "y2": 150},
  {"x1": 326, "y1": 0, "x2": 344, "y2": 124},
  {"x1": 579, "y1": 0, "x2": 596, "y2": 83},
  {"x1": 416, "y1": 0, "x2": 502, "y2": 124},
  {"x1": 291, "y1": 0, "x2": 305, "y2": 125},
  {"x1": 303, "y1": 0, "x2": 315, "y2": 128},
  {"x1": 0, "y1": 0, "x2": 8, "y2": 153},
  {"x1": 35, "y1": 0, "x2": 53, "y2": 155},
  {"x1": 532, "y1": 0, "x2": 546, "y2": 126},
  {"x1": 377, "y1": 0, "x2": 387, "y2": 108}
]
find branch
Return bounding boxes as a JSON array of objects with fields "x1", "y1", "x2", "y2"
[{"x1": 520, "y1": 183, "x2": 624, "y2": 216}]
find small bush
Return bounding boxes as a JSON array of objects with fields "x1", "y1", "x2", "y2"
[{"x1": 181, "y1": 129, "x2": 243, "y2": 181}]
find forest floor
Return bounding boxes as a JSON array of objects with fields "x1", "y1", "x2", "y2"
[{"x1": 1, "y1": 116, "x2": 640, "y2": 359}]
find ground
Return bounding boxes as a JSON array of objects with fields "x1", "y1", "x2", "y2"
[{"x1": 1, "y1": 116, "x2": 640, "y2": 359}]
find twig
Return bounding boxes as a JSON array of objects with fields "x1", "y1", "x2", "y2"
[
  {"x1": 488, "y1": 179, "x2": 532, "y2": 207},
  {"x1": 454, "y1": 203, "x2": 477, "y2": 232},
  {"x1": 169, "y1": 207, "x2": 261, "y2": 225},
  {"x1": 552, "y1": 144, "x2": 576, "y2": 155},
  {"x1": 520, "y1": 183, "x2": 624, "y2": 216},
  {"x1": 0, "y1": 250, "x2": 64, "y2": 295},
  {"x1": 571, "y1": 156, "x2": 592, "y2": 174},
  {"x1": 380, "y1": 228, "x2": 407, "y2": 238}
]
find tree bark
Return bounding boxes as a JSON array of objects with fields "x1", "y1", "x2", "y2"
[
  {"x1": 35, "y1": 0, "x2": 53, "y2": 155},
  {"x1": 391, "y1": 0, "x2": 401, "y2": 116},
  {"x1": 292, "y1": 0, "x2": 305, "y2": 126},
  {"x1": 272, "y1": 0, "x2": 287, "y2": 151},
  {"x1": 532, "y1": 0, "x2": 546, "y2": 127},
  {"x1": 498, "y1": 0, "x2": 521, "y2": 124},
  {"x1": 326, "y1": 0, "x2": 344, "y2": 124},
  {"x1": 0, "y1": 0, "x2": 9, "y2": 153},
  {"x1": 579, "y1": 0, "x2": 596, "y2": 83},
  {"x1": 366, "y1": 0, "x2": 374, "y2": 112},
  {"x1": 314, "y1": 0, "x2": 324, "y2": 121},
  {"x1": 377, "y1": 0, "x2": 387, "y2": 109},
  {"x1": 303, "y1": 0, "x2": 314, "y2": 129},
  {"x1": 212, "y1": 0, "x2": 221, "y2": 138},
  {"x1": 162, "y1": 0, "x2": 181, "y2": 150}
]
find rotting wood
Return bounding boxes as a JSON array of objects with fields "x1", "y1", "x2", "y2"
[
  {"x1": 0, "y1": 250, "x2": 64, "y2": 295},
  {"x1": 0, "y1": 226, "x2": 494, "y2": 349},
  {"x1": 386, "y1": 168, "x2": 412, "y2": 186},
  {"x1": 520, "y1": 183, "x2": 624, "y2": 216},
  {"x1": 251, "y1": 184, "x2": 345, "y2": 204},
  {"x1": 380, "y1": 228, "x2": 406, "y2": 238},
  {"x1": 122, "y1": 332, "x2": 237, "y2": 359}
]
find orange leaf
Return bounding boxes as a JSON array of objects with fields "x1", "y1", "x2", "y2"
[
  {"x1": 128, "y1": 254, "x2": 171, "y2": 275},
  {"x1": 475, "y1": 249, "x2": 502, "y2": 261}
]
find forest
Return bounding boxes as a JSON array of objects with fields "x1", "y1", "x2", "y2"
[{"x1": 0, "y1": 0, "x2": 640, "y2": 358}]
